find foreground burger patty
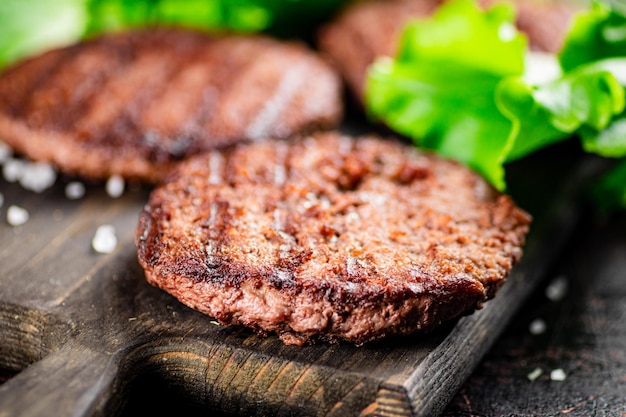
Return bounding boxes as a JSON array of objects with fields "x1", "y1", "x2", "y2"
[
  {"x1": 0, "y1": 28, "x2": 342, "y2": 182},
  {"x1": 136, "y1": 132, "x2": 531, "y2": 345},
  {"x1": 318, "y1": 0, "x2": 581, "y2": 102}
]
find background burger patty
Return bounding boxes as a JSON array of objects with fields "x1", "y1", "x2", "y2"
[
  {"x1": 135, "y1": 131, "x2": 531, "y2": 346},
  {"x1": 318, "y1": 0, "x2": 581, "y2": 102},
  {"x1": 0, "y1": 28, "x2": 343, "y2": 182}
]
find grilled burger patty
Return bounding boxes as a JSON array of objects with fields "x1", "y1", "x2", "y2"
[
  {"x1": 318, "y1": 0, "x2": 581, "y2": 102},
  {"x1": 135, "y1": 132, "x2": 531, "y2": 345},
  {"x1": 0, "y1": 28, "x2": 342, "y2": 182}
]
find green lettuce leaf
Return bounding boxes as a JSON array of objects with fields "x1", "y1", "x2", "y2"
[
  {"x1": 0, "y1": 0, "x2": 346, "y2": 70},
  {"x1": 499, "y1": 59, "x2": 625, "y2": 162},
  {"x1": 365, "y1": 0, "x2": 626, "y2": 192},
  {"x1": 84, "y1": 0, "x2": 344, "y2": 38},
  {"x1": 560, "y1": 1, "x2": 626, "y2": 72},
  {"x1": 0, "y1": 0, "x2": 86, "y2": 69},
  {"x1": 366, "y1": 0, "x2": 526, "y2": 191},
  {"x1": 578, "y1": 58, "x2": 626, "y2": 158},
  {"x1": 557, "y1": 0, "x2": 626, "y2": 159}
]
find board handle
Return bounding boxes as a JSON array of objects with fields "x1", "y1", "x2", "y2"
[{"x1": 0, "y1": 342, "x2": 122, "y2": 417}]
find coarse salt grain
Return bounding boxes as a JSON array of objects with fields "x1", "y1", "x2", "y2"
[
  {"x1": 7, "y1": 205, "x2": 29, "y2": 226},
  {"x1": 527, "y1": 367, "x2": 543, "y2": 382},
  {"x1": 19, "y1": 161, "x2": 57, "y2": 193},
  {"x1": 65, "y1": 181, "x2": 86, "y2": 200},
  {"x1": 105, "y1": 175, "x2": 125, "y2": 198},
  {"x1": 92, "y1": 225, "x2": 117, "y2": 254},
  {"x1": 529, "y1": 318, "x2": 547, "y2": 335},
  {"x1": 3, "y1": 158, "x2": 26, "y2": 183},
  {"x1": 545, "y1": 276, "x2": 569, "y2": 302},
  {"x1": 550, "y1": 368, "x2": 567, "y2": 381},
  {"x1": 0, "y1": 141, "x2": 11, "y2": 163}
]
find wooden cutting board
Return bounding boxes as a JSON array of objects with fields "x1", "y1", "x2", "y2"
[{"x1": 0, "y1": 141, "x2": 601, "y2": 417}]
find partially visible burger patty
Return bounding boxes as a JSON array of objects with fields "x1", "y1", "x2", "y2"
[
  {"x1": 135, "y1": 132, "x2": 531, "y2": 346},
  {"x1": 318, "y1": 0, "x2": 581, "y2": 102},
  {"x1": 0, "y1": 28, "x2": 342, "y2": 182}
]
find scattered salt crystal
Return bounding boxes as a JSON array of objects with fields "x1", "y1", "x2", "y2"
[
  {"x1": 529, "y1": 318, "x2": 547, "y2": 335},
  {"x1": 19, "y1": 161, "x2": 56, "y2": 193},
  {"x1": 92, "y1": 224, "x2": 117, "y2": 254},
  {"x1": 7, "y1": 205, "x2": 29, "y2": 226},
  {"x1": 545, "y1": 276, "x2": 569, "y2": 302},
  {"x1": 527, "y1": 367, "x2": 543, "y2": 382},
  {"x1": 0, "y1": 141, "x2": 11, "y2": 163},
  {"x1": 105, "y1": 175, "x2": 125, "y2": 198},
  {"x1": 550, "y1": 368, "x2": 567, "y2": 381},
  {"x1": 65, "y1": 181, "x2": 86, "y2": 200},
  {"x1": 3, "y1": 158, "x2": 26, "y2": 182}
]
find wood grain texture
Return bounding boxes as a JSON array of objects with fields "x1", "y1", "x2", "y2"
[{"x1": 0, "y1": 142, "x2": 604, "y2": 417}]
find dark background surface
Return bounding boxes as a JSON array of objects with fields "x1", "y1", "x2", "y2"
[{"x1": 443, "y1": 213, "x2": 626, "y2": 416}]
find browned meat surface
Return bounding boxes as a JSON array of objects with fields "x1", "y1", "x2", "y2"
[
  {"x1": 0, "y1": 28, "x2": 343, "y2": 182},
  {"x1": 135, "y1": 131, "x2": 531, "y2": 346},
  {"x1": 318, "y1": 0, "x2": 581, "y2": 101}
]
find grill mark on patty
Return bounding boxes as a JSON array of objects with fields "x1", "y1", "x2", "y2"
[
  {"x1": 43, "y1": 40, "x2": 135, "y2": 132},
  {"x1": 77, "y1": 49, "x2": 182, "y2": 151},
  {"x1": 202, "y1": 199, "x2": 233, "y2": 270},
  {"x1": 208, "y1": 150, "x2": 226, "y2": 185},
  {"x1": 68, "y1": 36, "x2": 154, "y2": 127},
  {"x1": 182, "y1": 38, "x2": 268, "y2": 151},
  {"x1": 201, "y1": 49, "x2": 272, "y2": 144},
  {"x1": 6, "y1": 47, "x2": 81, "y2": 122},
  {"x1": 139, "y1": 37, "x2": 299, "y2": 158},
  {"x1": 136, "y1": 132, "x2": 531, "y2": 345},
  {"x1": 273, "y1": 140, "x2": 291, "y2": 187},
  {"x1": 244, "y1": 58, "x2": 310, "y2": 141},
  {"x1": 204, "y1": 43, "x2": 305, "y2": 144},
  {"x1": 0, "y1": 28, "x2": 343, "y2": 183}
]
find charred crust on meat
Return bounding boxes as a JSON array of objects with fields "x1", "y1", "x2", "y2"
[
  {"x1": 0, "y1": 28, "x2": 343, "y2": 182},
  {"x1": 135, "y1": 132, "x2": 531, "y2": 345}
]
